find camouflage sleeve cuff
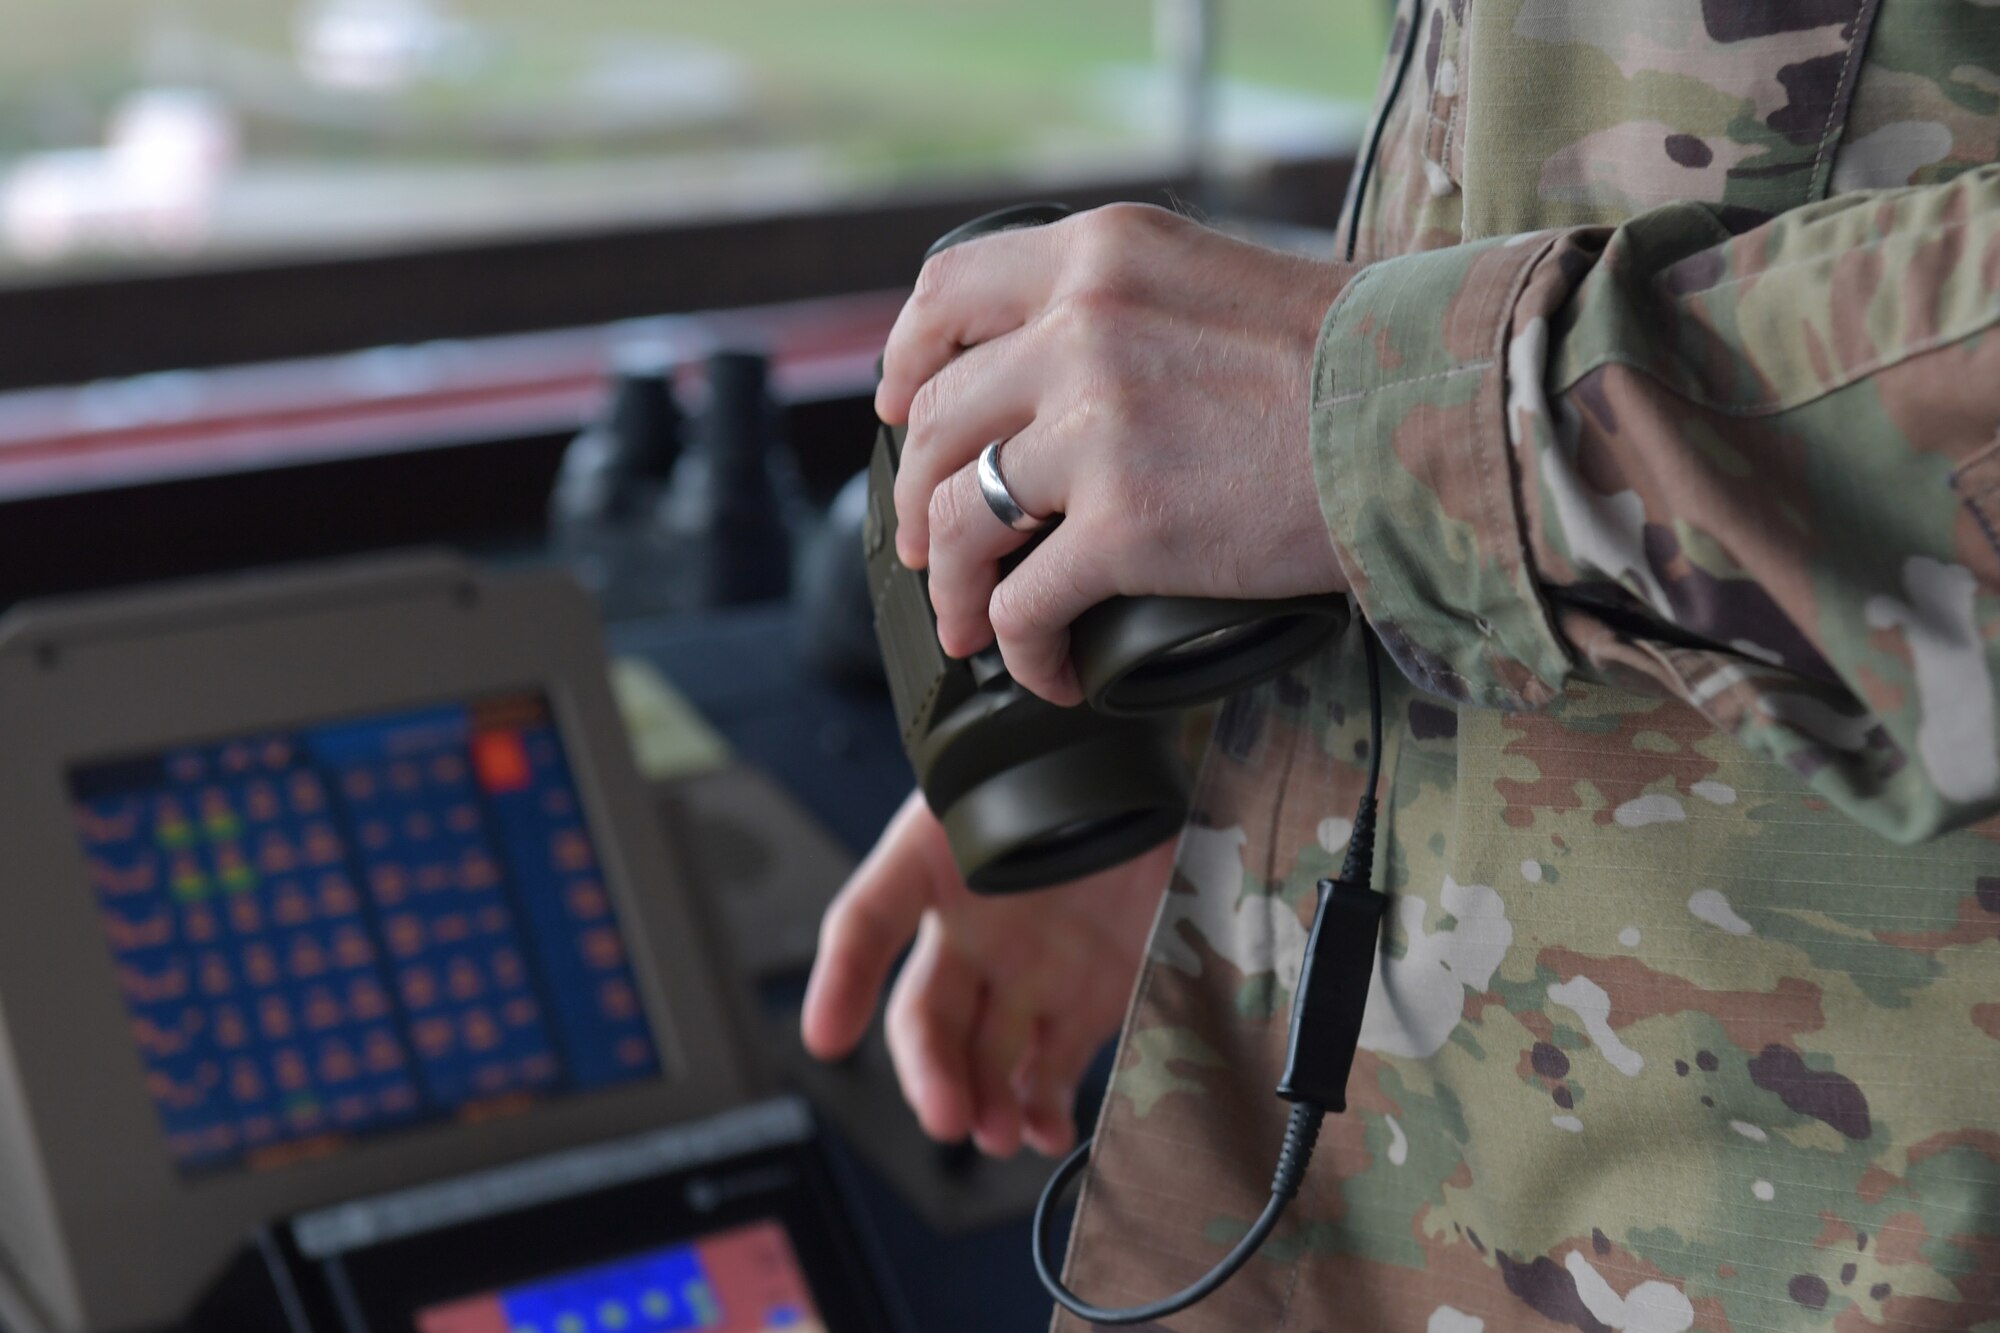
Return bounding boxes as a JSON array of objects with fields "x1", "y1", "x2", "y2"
[{"x1": 1310, "y1": 233, "x2": 1574, "y2": 711}]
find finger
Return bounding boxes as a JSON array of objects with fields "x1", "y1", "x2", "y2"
[
  {"x1": 801, "y1": 792, "x2": 935, "y2": 1061},
  {"x1": 882, "y1": 914, "x2": 979, "y2": 1143},
  {"x1": 1017, "y1": 1022, "x2": 1108, "y2": 1158},
  {"x1": 925, "y1": 428, "x2": 1066, "y2": 658},
  {"x1": 967, "y1": 988, "x2": 1037, "y2": 1159},
  {"x1": 876, "y1": 227, "x2": 1063, "y2": 426},
  {"x1": 988, "y1": 520, "x2": 1118, "y2": 707},
  {"x1": 889, "y1": 322, "x2": 1042, "y2": 570}
]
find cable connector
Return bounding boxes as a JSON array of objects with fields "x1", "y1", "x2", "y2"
[{"x1": 1274, "y1": 839, "x2": 1386, "y2": 1111}]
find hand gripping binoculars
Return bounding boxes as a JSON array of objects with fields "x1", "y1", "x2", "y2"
[{"x1": 867, "y1": 204, "x2": 1350, "y2": 892}]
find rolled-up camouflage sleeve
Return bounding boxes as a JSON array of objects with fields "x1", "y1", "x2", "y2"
[{"x1": 1313, "y1": 163, "x2": 2000, "y2": 842}]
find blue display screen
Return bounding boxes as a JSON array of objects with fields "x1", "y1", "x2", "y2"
[
  {"x1": 417, "y1": 1219, "x2": 824, "y2": 1333},
  {"x1": 70, "y1": 693, "x2": 662, "y2": 1174}
]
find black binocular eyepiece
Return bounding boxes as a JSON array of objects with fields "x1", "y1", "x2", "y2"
[{"x1": 869, "y1": 203, "x2": 1349, "y2": 892}]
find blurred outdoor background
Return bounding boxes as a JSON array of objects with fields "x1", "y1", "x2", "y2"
[{"x1": 1, "y1": 0, "x2": 1389, "y2": 280}]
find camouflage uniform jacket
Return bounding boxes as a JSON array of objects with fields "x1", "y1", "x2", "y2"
[{"x1": 1057, "y1": 2, "x2": 2000, "y2": 1330}]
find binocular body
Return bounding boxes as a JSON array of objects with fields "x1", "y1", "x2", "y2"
[{"x1": 868, "y1": 205, "x2": 1350, "y2": 892}]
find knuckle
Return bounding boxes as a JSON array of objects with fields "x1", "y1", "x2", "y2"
[
  {"x1": 1079, "y1": 202, "x2": 1148, "y2": 255},
  {"x1": 910, "y1": 247, "x2": 962, "y2": 311},
  {"x1": 987, "y1": 583, "x2": 1030, "y2": 645},
  {"x1": 1048, "y1": 290, "x2": 1130, "y2": 374},
  {"x1": 907, "y1": 358, "x2": 961, "y2": 435}
]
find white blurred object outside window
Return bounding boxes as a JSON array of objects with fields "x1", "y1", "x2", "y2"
[{"x1": 3, "y1": 88, "x2": 238, "y2": 263}]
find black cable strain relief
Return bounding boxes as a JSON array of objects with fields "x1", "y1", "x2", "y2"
[
  {"x1": 1337, "y1": 795, "x2": 1378, "y2": 888},
  {"x1": 1271, "y1": 1103, "x2": 1325, "y2": 1200}
]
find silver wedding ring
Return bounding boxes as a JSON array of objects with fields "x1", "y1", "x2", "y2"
[{"x1": 977, "y1": 438, "x2": 1049, "y2": 533}]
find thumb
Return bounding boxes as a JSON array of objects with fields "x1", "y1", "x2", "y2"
[{"x1": 802, "y1": 791, "x2": 938, "y2": 1060}]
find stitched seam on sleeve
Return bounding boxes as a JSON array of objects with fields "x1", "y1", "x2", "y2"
[{"x1": 1322, "y1": 361, "x2": 1490, "y2": 406}]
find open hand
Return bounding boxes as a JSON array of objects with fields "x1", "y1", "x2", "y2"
[
  {"x1": 802, "y1": 790, "x2": 1172, "y2": 1158},
  {"x1": 880, "y1": 202, "x2": 1355, "y2": 704}
]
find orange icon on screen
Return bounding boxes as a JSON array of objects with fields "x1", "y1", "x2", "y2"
[
  {"x1": 413, "y1": 1015, "x2": 455, "y2": 1057},
  {"x1": 303, "y1": 823, "x2": 342, "y2": 866},
  {"x1": 273, "y1": 1048, "x2": 309, "y2": 1091},
  {"x1": 318, "y1": 1039, "x2": 359, "y2": 1084},
  {"x1": 257, "y1": 832, "x2": 297, "y2": 876},
  {"x1": 318, "y1": 874, "x2": 360, "y2": 916},
  {"x1": 364, "y1": 1030, "x2": 405, "y2": 1073},
  {"x1": 489, "y1": 948, "x2": 525, "y2": 988},
  {"x1": 228, "y1": 895, "x2": 265, "y2": 935},
  {"x1": 370, "y1": 863, "x2": 408, "y2": 903},
  {"x1": 566, "y1": 880, "x2": 608, "y2": 919},
  {"x1": 288, "y1": 936, "x2": 328, "y2": 979},
  {"x1": 472, "y1": 731, "x2": 531, "y2": 794},
  {"x1": 198, "y1": 953, "x2": 235, "y2": 997},
  {"x1": 463, "y1": 1009, "x2": 501, "y2": 1052},
  {"x1": 104, "y1": 910, "x2": 173, "y2": 953},
  {"x1": 289, "y1": 772, "x2": 325, "y2": 814},
  {"x1": 272, "y1": 883, "x2": 313, "y2": 927},
  {"x1": 244, "y1": 943, "x2": 280, "y2": 988},
  {"x1": 214, "y1": 1006, "x2": 250, "y2": 1049},
  {"x1": 552, "y1": 830, "x2": 594, "y2": 873},
  {"x1": 400, "y1": 965, "x2": 440, "y2": 1009},
  {"x1": 580, "y1": 927, "x2": 625, "y2": 970},
  {"x1": 446, "y1": 957, "x2": 484, "y2": 1002},
  {"x1": 260, "y1": 996, "x2": 294, "y2": 1040},
  {"x1": 183, "y1": 903, "x2": 219, "y2": 943},
  {"x1": 119, "y1": 961, "x2": 188, "y2": 1003},
  {"x1": 349, "y1": 977, "x2": 391, "y2": 1022},
  {"x1": 303, "y1": 987, "x2": 345, "y2": 1031},
  {"x1": 333, "y1": 925, "x2": 374, "y2": 969},
  {"x1": 90, "y1": 857, "x2": 156, "y2": 897},
  {"x1": 230, "y1": 1060, "x2": 266, "y2": 1103},
  {"x1": 385, "y1": 914, "x2": 425, "y2": 957},
  {"x1": 245, "y1": 781, "x2": 281, "y2": 824},
  {"x1": 599, "y1": 978, "x2": 639, "y2": 1021},
  {"x1": 76, "y1": 803, "x2": 140, "y2": 845},
  {"x1": 458, "y1": 852, "x2": 500, "y2": 891}
]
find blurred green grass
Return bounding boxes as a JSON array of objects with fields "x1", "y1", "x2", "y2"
[{"x1": 1, "y1": 0, "x2": 1389, "y2": 163}]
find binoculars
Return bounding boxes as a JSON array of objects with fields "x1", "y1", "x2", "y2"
[{"x1": 867, "y1": 204, "x2": 1350, "y2": 892}]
